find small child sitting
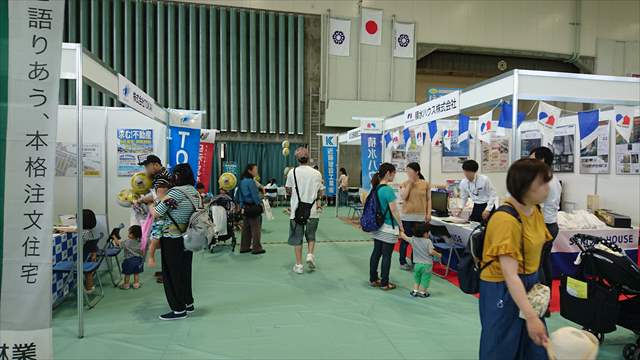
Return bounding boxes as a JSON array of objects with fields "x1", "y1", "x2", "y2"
[
  {"x1": 111, "y1": 225, "x2": 145, "y2": 289},
  {"x1": 399, "y1": 223, "x2": 441, "y2": 298}
]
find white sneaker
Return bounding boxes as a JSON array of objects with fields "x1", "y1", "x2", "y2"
[
  {"x1": 293, "y1": 264, "x2": 304, "y2": 274},
  {"x1": 306, "y1": 253, "x2": 316, "y2": 270}
]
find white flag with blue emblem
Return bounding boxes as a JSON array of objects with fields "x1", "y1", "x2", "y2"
[
  {"x1": 329, "y1": 17, "x2": 351, "y2": 57},
  {"x1": 393, "y1": 22, "x2": 414, "y2": 58}
]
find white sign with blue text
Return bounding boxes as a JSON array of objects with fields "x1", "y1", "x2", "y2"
[
  {"x1": 118, "y1": 73, "x2": 155, "y2": 119},
  {"x1": 404, "y1": 90, "x2": 460, "y2": 128}
]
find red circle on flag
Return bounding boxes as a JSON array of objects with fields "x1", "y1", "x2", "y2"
[{"x1": 365, "y1": 20, "x2": 378, "y2": 35}]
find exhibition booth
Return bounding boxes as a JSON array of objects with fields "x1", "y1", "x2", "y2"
[{"x1": 336, "y1": 69, "x2": 640, "y2": 278}]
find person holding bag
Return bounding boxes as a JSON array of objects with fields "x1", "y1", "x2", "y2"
[
  {"x1": 398, "y1": 162, "x2": 431, "y2": 271},
  {"x1": 236, "y1": 163, "x2": 265, "y2": 255},
  {"x1": 150, "y1": 164, "x2": 199, "y2": 321},
  {"x1": 478, "y1": 158, "x2": 554, "y2": 359}
]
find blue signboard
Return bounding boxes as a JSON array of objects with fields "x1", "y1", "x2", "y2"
[
  {"x1": 322, "y1": 135, "x2": 338, "y2": 197},
  {"x1": 169, "y1": 126, "x2": 201, "y2": 180},
  {"x1": 361, "y1": 133, "x2": 382, "y2": 191}
]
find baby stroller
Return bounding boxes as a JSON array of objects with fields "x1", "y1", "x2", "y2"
[
  {"x1": 558, "y1": 234, "x2": 640, "y2": 359},
  {"x1": 208, "y1": 192, "x2": 239, "y2": 252}
]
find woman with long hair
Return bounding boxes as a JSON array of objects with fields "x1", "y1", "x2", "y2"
[
  {"x1": 479, "y1": 158, "x2": 553, "y2": 358},
  {"x1": 151, "y1": 163, "x2": 200, "y2": 320},
  {"x1": 368, "y1": 163, "x2": 404, "y2": 291},
  {"x1": 236, "y1": 164, "x2": 265, "y2": 254},
  {"x1": 398, "y1": 162, "x2": 431, "y2": 270}
]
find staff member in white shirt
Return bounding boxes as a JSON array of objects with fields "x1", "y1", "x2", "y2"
[
  {"x1": 455, "y1": 160, "x2": 499, "y2": 223},
  {"x1": 530, "y1": 147, "x2": 562, "y2": 315}
]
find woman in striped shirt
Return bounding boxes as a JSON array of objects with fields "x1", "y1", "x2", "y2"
[{"x1": 151, "y1": 163, "x2": 200, "y2": 321}]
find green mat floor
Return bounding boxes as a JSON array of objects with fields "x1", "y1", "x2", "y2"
[{"x1": 53, "y1": 211, "x2": 635, "y2": 359}]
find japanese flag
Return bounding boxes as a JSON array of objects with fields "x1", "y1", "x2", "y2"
[
  {"x1": 478, "y1": 110, "x2": 493, "y2": 144},
  {"x1": 393, "y1": 22, "x2": 414, "y2": 58},
  {"x1": 361, "y1": 7, "x2": 382, "y2": 46},
  {"x1": 537, "y1": 102, "x2": 562, "y2": 146},
  {"x1": 614, "y1": 105, "x2": 635, "y2": 143},
  {"x1": 329, "y1": 17, "x2": 351, "y2": 57}
]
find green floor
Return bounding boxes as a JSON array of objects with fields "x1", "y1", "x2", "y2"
[{"x1": 53, "y1": 210, "x2": 635, "y2": 359}]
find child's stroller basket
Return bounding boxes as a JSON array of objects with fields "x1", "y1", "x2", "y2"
[{"x1": 558, "y1": 234, "x2": 640, "y2": 359}]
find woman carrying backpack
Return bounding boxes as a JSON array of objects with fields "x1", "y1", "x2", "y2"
[
  {"x1": 398, "y1": 162, "x2": 431, "y2": 271},
  {"x1": 151, "y1": 163, "x2": 200, "y2": 321},
  {"x1": 369, "y1": 163, "x2": 404, "y2": 291},
  {"x1": 478, "y1": 158, "x2": 553, "y2": 359}
]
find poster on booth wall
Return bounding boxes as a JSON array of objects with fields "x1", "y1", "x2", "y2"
[
  {"x1": 55, "y1": 142, "x2": 102, "y2": 177},
  {"x1": 520, "y1": 129, "x2": 542, "y2": 158},
  {"x1": 406, "y1": 149, "x2": 421, "y2": 165},
  {"x1": 0, "y1": 1, "x2": 65, "y2": 358},
  {"x1": 481, "y1": 136, "x2": 509, "y2": 173},
  {"x1": 441, "y1": 129, "x2": 469, "y2": 173},
  {"x1": 391, "y1": 150, "x2": 407, "y2": 172},
  {"x1": 552, "y1": 125, "x2": 576, "y2": 173},
  {"x1": 117, "y1": 128, "x2": 154, "y2": 176},
  {"x1": 616, "y1": 116, "x2": 640, "y2": 175},
  {"x1": 580, "y1": 120, "x2": 610, "y2": 174},
  {"x1": 169, "y1": 126, "x2": 201, "y2": 177}
]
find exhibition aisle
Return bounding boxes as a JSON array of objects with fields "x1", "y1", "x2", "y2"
[{"x1": 51, "y1": 212, "x2": 634, "y2": 360}]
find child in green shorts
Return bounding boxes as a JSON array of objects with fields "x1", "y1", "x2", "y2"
[{"x1": 400, "y1": 223, "x2": 441, "y2": 298}]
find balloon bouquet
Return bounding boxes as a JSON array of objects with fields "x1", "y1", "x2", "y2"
[{"x1": 116, "y1": 172, "x2": 153, "y2": 249}]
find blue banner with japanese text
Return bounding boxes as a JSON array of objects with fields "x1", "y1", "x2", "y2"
[
  {"x1": 361, "y1": 133, "x2": 382, "y2": 191},
  {"x1": 322, "y1": 135, "x2": 338, "y2": 197}
]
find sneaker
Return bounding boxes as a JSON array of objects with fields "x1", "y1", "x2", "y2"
[
  {"x1": 186, "y1": 304, "x2": 195, "y2": 314},
  {"x1": 293, "y1": 264, "x2": 304, "y2": 274},
  {"x1": 400, "y1": 264, "x2": 412, "y2": 271},
  {"x1": 410, "y1": 290, "x2": 419, "y2": 297},
  {"x1": 306, "y1": 253, "x2": 316, "y2": 269},
  {"x1": 84, "y1": 286, "x2": 96, "y2": 294},
  {"x1": 417, "y1": 292, "x2": 431, "y2": 298},
  {"x1": 159, "y1": 311, "x2": 187, "y2": 321}
]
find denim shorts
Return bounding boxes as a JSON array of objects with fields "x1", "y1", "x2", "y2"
[{"x1": 288, "y1": 218, "x2": 319, "y2": 246}]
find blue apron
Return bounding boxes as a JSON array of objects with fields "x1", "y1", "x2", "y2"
[{"x1": 479, "y1": 273, "x2": 548, "y2": 360}]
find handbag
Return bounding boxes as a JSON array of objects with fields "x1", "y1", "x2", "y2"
[
  {"x1": 243, "y1": 203, "x2": 263, "y2": 217},
  {"x1": 292, "y1": 167, "x2": 315, "y2": 226}
]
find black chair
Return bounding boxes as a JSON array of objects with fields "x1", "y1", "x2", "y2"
[{"x1": 265, "y1": 188, "x2": 278, "y2": 207}]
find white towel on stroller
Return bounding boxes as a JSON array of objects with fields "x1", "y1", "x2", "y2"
[{"x1": 210, "y1": 205, "x2": 228, "y2": 237}]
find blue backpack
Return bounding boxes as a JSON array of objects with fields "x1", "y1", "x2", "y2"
[{"x1": 360, "y1": 185, "x2": 394, "y2": 232}]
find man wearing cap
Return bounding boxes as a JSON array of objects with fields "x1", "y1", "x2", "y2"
[
  {"x1": 285, "y1": 147, "x2": 324, "y2": 274},
  {"x1": 138, "y1": 155, "x2": 170, "y2": 205}
]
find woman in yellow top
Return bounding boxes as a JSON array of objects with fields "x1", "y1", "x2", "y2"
[
  {"x1": 398, "y1": 162, "x2": 431, "y2": 270},
  {"x1": 479, "y1": 158, "x2": 553, "y2": 360}
]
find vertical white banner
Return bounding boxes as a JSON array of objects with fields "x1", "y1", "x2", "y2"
[
  {"x1": 329, "y1": 17, "x2": 351, "y2": 57},
  {"x1": 1, "y1": 1, "x2": 65, "y2": 359},
  {"x1": 393, "y1": 22, "x2": 414, "y2": 58},
  {"x1": 360, "y1": 7, "x2": 383, "y2": 46}
]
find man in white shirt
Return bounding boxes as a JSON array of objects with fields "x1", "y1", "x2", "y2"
[
  {"x1": 286, "y1": 147, "x2": 324, "y2": 274},
  {"x1": 530, "y1": 147, "x2": 562, "y2": 315},
  {"x1": 456, "y1": 160, "x2": 499, "y2": 223}
]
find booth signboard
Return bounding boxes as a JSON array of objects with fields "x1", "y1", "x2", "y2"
[
  {"x1": 580, "y1": 120, "x2": 610, "y2": 174},
  {"x1": 426, "y1": 87, "x2": 461, "y2": 102},
  {"x1": 552, "y1": 125, "x2": 576, "y2": 173},
  {"x1": 322, "y1": 135, "x2": 338, "y2": 197},
  {"x1": 0, "y1": 1, "x2": 65, "y2": 357},
  {"x1": 116, "y1": 128, "x2": 154, "y2": 176},
  {"x1": 404, "y1": 90, "x2": 460, "y2": 128},
  {"x1": 481, "y1": 136, "x2": 509, "y2": 173},
  {"x1": 169, "y1": 126, "x2": 201, "y2": 177},
  {"x1": 616, "y1": 116, "x2": 640, "y2": 175},
  {"x1": 55, "y1": 142, "x2": 102, "y2": 177},
  {"x1": 118, "y1": 74, "x2": 155, "y2": 119}
]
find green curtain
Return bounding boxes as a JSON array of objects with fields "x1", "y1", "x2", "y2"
[{"x1": 221, "y1": 142, "x2": 303, "y2": 189}]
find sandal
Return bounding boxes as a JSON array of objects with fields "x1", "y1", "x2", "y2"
[
  {"x1": 380, "y1": 283, "x2": 397, "y2": 291},
  {"x1": 119, "y1": 284, "x2": 130, "y2": 290},
  {"x1": 133, "y1": 283, "x2": 141, "y2": 289},
  {"x1": 369, "y1": 280, "x2": 381, "y2": 287}
]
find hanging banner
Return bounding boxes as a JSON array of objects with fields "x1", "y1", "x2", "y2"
[
  {"x1": 196, "y1": 130, "x2": 216, "y2": 191},
  {"x1": 0, "y1": 1, "x2": 65, "y2": 358},
  {"x1": 428, "y1": 120, "x2": 441, "y2": 146},
  {"x1": 118, "y1": 74, "x2": 155, "y2": 119},
  {"x1": 322, "y1": 135, "x2": 338, "y2": 197},
  {"x1": 329, "y1": 17, "x2": 351, "y2": 57},
  {"x1": 458, "y1": 114, "x2": 470, "y2": 142},
  {"x1": 360, "y1": 7, "x2": 383, "y2": 46},
  {"x1": 478, "y1": 110, "x2": 494, "y2": 143},
  {"x1": 361, "y1": 133, "x2": 382, "y2": 191},
  {"x1": 497, "y1": 102, "x2": 526, "y2": 137},
  {"x1": 392, "y1": 22, "x2": 414, "y2": 58},
  {"x1": 116, "y1": 128, "x2": 154, "y2": 176},
  {"x1": 580, "y1": 114, "x2": 610, "y2": 174},
  {"x1": 169, "y1": 126, "x2": 201, "y2": 178},
  {"x1": 616, "y1": 113, "x2": 640, "y2": 175},
  {"x1": 405, "y1": 91, "x2": 460, "y2": 128},
  {"x1": 538, "y1": 102, "x2": 562, "y2": 146},
  {"x1": 614, "y1": 106, "x2": 635, "y2": 144}
]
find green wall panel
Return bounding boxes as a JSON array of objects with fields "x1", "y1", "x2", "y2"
[{"x1": 63, "y1": 1, "x2": 306, "y2": 136}]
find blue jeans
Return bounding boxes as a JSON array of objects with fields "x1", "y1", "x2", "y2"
[
  {"x1": 399, "y1": 221, "x2": 423, "y2": 265},
  {"x1": 479, "y1": 273, "x2": 548, "y2": 360}
]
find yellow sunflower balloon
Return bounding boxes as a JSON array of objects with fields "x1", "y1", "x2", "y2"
[
  {"x1": 218, "y1": 172, "x2": 237, "y2": 191},
  {"x1": 130, "y1": 172, "x2": 152, "y2": 195}
]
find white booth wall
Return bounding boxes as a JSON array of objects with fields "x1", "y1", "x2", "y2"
[{"x1": 54, "y1": 106, "x2": 167, "y2": 230}]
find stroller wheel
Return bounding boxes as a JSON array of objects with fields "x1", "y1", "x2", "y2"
[
  {"x1": 624, "y1": 344, "x2": 637, "y2": 360},
  {"x1": 634, "y1": 347, "x2": 640, "y2": 360}
]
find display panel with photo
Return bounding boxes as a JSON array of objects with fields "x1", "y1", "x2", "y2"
[
  {"x1": 580, "y1": 120, "x2": 610, "y2": 174},
  {"x1": 615, "y1": 116, "x2": 640, "y2": 175},
  {"x1": 481, "y1": 137, "x2": 509, "y2": 173}
]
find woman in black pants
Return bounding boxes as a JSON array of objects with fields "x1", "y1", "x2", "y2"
[
  {"x1": 369, "y1": 163, "x2": 404, "y2": 291},
  {"x1": 151, "y1": 163, "x2": 199, "y2": 321}
]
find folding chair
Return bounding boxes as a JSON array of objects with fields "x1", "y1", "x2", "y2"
[
  {"x1": 98, "y1": 235, "x2": 122, "y2": 287},
  {"x1": 432, "y1": 239, "x2": 465, "y2": 278}
]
